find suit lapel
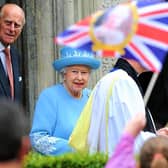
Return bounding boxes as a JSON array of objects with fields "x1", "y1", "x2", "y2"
[
  {"x1": 0, "y1": 59, "x2": 11, "y2": 96},
  {"x1": 10, "y1": 47, "x2": 22, "y2": 101}
]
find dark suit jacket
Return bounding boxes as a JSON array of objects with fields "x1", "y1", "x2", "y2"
[
  {"x1": 0, "y1": 46, "x2": 23, "y2": 103},
  {"x1": 139, "y1": 54, "x2": 168, "y2": 128}
]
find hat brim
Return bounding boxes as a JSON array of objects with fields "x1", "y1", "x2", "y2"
[{"x1": 53, "y1": 57, "x2": 101, "y2": 71}]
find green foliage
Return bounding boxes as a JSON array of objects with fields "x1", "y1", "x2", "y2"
[{"x1": 24, "y1": 151, "x2": 108, "y2": 168}]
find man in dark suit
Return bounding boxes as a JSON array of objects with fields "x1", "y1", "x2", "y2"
[{"x1": 0, "y1": 3, "x2": 25, "y2": 103}]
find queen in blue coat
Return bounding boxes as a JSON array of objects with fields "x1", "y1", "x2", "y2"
[{"x1": 30, "y1": 47, "x2": 101, "y2": 155}]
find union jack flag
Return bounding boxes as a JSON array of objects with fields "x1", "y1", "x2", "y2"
[
  {"x1": 55, "y1": 0, "x2": 168, "y2": 72},
  {"x1": 55, "y1": 15, "x2": 93, "y2": 52}
]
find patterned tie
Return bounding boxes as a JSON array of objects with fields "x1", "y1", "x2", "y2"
[{"x1": 4, "y1": 48, "x2": 14, "y2": 99}]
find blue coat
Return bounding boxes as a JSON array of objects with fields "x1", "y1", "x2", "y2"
[{"x1": 30, "y1": 83, "x2": 90, "y2": 155}]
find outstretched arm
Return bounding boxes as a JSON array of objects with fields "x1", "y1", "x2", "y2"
[
  {"x1": 124, "y1": 111, "x2": 146, "y2": 137},
  {"x1": 105, "y1": 112, "x2": 146, "y2": 168}
]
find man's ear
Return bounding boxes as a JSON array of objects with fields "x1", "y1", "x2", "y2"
[{"x1": 17, "y1": 136, "x2": 31, "y2": 161}]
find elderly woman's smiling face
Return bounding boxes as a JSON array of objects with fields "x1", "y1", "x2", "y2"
[{"x1": 63, "y1": 65, "x2": 91, "y2": 98}]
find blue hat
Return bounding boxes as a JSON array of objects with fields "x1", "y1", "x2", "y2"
[{"x1": 53, "y1": 47, "x2": 101, "y2": 71}]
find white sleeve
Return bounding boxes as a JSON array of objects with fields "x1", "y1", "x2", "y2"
[{"x1": 108, "y1": 72, "x2": 153, "y2": 155}]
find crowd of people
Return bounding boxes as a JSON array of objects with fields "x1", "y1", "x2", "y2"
[
  {"x1": 0, "y1": 1, "x2": 168, "y2": 168},
  {"x1": 105, "y1": 111, "x2": 168, "y2": 168}
]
